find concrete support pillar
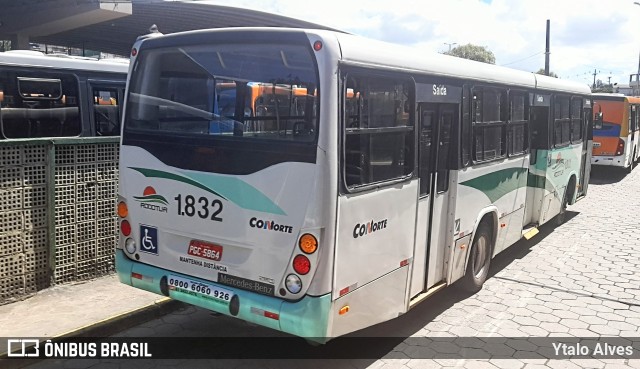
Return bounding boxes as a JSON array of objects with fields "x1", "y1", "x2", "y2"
[{"x1": 9, "y1": 33, "x2": 30, "y2": 50}]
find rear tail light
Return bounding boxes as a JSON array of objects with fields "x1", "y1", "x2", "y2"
[
  {"x1": 117, "y1": 201, "x2": 128, "y2": 218},
  {"x1": 616, "y1": 139, "x2": 625, "y2": 156},
  {"x1": 120, "y1": 220, "x2": 131, "y2": 236},
  {"x1": 299, "y1": 233, "x2": 318, "y2": 254},
  {"x1": 292, "y1": 255, "x2": 311, "y2": 275}
]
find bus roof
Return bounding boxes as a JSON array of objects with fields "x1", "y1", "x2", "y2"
[
  {"x1": 134, "y1": 27, "x2": 590, "y2": 96},
  {"x1": 0, "y1": 50, "x2": 129, "y2": 74},
  {"x1": 592, "y1": 93, "x2": 640, "y2": 104},
  {"x1": 332, "y1": 31, "x2": 591, "y2": 95}
]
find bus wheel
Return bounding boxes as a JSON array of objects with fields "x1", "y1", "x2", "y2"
[{"x1": 459, "y1": 222, "x2": 492, "y2": 293}]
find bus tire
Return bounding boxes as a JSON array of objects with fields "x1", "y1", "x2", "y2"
[{"x1": 459, "y1": 222, "x2": 492, "y2": 293}]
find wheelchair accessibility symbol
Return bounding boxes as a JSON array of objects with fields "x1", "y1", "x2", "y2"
[{"x1": 140, "y1": 225, "x2": 158, "y2": 255}]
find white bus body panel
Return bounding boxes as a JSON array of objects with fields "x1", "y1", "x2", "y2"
[
  {"x1": 120, "y1": 146, "x2": 321, "y2": 294},
  {"x1": 455, "y1": 157, "x2": 528, "y2": 257},
  {"x1": 328, "y1": 266, "x2": 409, "y2": 338},
  {"x1": 333, "y1": 180, "x2": 418, "y2": 299}
]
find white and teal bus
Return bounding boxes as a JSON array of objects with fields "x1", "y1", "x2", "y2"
[{"x1": 115, "y1": 28, "x2": 593, "y2": 342}]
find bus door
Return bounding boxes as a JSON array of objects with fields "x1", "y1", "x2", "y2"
[
  {"x1": 411, "y1": 100, "x2": 457, "y2": 297},
  {"x1": 88, "y1": 80, "x2": 125, "y2": 136},
  {"x1": 577, "y1": 100, "x2": 593, "y2": 199}
]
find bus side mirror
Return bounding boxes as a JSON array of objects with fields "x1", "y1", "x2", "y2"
[{"x1": 594, "y1": 112, "x2": 603, "y2": 129}]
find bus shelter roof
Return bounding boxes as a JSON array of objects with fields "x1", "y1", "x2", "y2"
[{"x1": 0, "y1": 0, "x2": 340, "y2": 57}]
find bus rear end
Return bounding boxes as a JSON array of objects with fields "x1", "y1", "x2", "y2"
[
  {"x1": 116, "y1": 29, "x2": 335, "y2": 339},
  {"x1": 591, "y1": 98, "x2": 630, "y2": 167}
]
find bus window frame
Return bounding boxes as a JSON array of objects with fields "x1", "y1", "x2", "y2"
[
  {"x1": 88, "y1": 80, "x2": 126, "y2": 137},
  {"x1": 506, "y1": 89, "x2": 530, "y2": 157},
  {"x1": 0, "y1": 68, "x2": 84, "y2": 139},
  {"x1": 339, "y1": 67, "x2": 416, "y2": 194},
  {"x1": 470, "y1": 85, "x2": 508, "y2": 164},
  {"x1": 553, "y1": 94, "x2": 572, "y2": 148},
  {"x1": 569, "y1": 96, "x2": 583, "y2": 144}
]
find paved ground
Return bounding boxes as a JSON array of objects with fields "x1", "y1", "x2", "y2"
[
  {"x1": 0, "y1": 275, "x2": 168, "y2": 339},
  {"x1": 13, "y1": 166, "x2": 640, "y2": 368}
]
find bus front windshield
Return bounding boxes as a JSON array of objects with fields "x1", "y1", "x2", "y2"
[{"x1": 125, "y1": 43, "x2": 319, "y2": 142}]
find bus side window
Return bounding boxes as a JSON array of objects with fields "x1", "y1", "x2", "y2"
[
  {"x1": 472, "y1": 87, "x2": 507, "y2": 162},
  {"x1": 553, "y1": 95, "x2": 571, "y2": 147},
  {"x1": 570, "y1": 97, "x2": 582, "y2": 143},
  {"x1": 93, "y1": 87, "x2": 121, "y2": 136},
  {"x1": 507, "y1": 91, "x2": 529, "y2": 156},
  {"x1": 343, "y1": 73, "x2": 414, "y2": 189},
  {"x1": 0, "y1": 71, "x2": 81, "y2": 139}
]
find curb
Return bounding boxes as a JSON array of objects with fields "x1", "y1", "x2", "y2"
[
  {"x1": 55, "y1": 298, "x2": 183, "y2": 338},
  {"x1": 0, "y1": 298, "x2": 184, "y2": 368}
]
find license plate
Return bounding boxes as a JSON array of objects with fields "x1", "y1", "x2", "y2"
[
  {"x1": 168, "y1": 275, "x2": 233, "y2": 303},
  {"x1": 188, "y1": 240, "x2": 223, "y2": 261}
]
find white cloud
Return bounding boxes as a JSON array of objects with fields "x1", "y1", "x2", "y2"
[{"x1": 197, "y1": 0, "x2": 640, "y2": 87}]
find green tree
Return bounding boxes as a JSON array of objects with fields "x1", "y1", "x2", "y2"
[
  {"x1": 535, "y1": 68, "x2": 558, "y2": 78},
  {"x1": 443, "y1": 44, "x2": 496, "y2": 64}
]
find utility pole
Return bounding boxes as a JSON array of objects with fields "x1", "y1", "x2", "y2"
[
  {"x1": 635, "y1": 2, "x2": 640, "y2": 94},
  {"x1": 592, "y1": 69, "x2": 598, "y2": 89},
  {"x1": 545, "y1": 20, "x2": 550, "y2": 76}
]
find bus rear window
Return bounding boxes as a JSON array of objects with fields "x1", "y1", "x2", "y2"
[{"x1": 125, "y1": 43, "x2": 319, "y2": 142}]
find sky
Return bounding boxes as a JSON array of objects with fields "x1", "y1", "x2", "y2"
[{"x1": 196, "y1": 0, "x2": 640, "y2": 88}]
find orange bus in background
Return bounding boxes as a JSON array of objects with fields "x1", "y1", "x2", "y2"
[
  {"x1": 216, "y1": 82, "x2": 310, "y2": 118},
  {"x1": 212, "y1": 81, "x2": 316, "y2": 135},
  {"x1": 591, "y1": 94, "x2": 640, "y2": 170}
]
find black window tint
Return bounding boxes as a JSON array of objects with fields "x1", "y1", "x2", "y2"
[
  {"x1": 474, "y1": 89, "x2": 502, "y2": 123},
  {"x1": 570, "y1": 97, "x2": 582, "y2": 142},
  {"x1": 508, "y1": 91, "x2": 528, "y2": 156},
  {"x1": 93, "y1": 87, "x2": 122, "y2": 136},
  {"x1": 344, "y1": 73, "x2": 414, "y2": 188},
  {"x1": 475, "y1": 125, "x2": 504, "y2": 161},
  {"x1": 511, "y1": 93, "x2": 526, "y2": 122},
  {"x1": 461, "y1": 87, "x2": 471, "y2": 166},
  {"x1": 436, "y1": 111, "x2": 452, "y2": 193},
  {"x1": 0, "y1": 71, "x2": 80, "y2": 138},
  {"x1": 472, "y1": 87, "x2": 506, "y2": 162},
  {"x1": 554, "y1": 96, "x2": 571, "y2": 146},
  {"x1": 126, "y1": 43, "x2": 319, "y2": 142},
  {"x1": 508, "y1": 124, "x2": 527, "y2": 156},
  {"x1": 419, "y1": 110, "x2": 434, "y2": 195}
]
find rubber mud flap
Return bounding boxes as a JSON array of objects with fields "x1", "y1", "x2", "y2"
[
  {"x1": 160, "y1": 276, "x2": 169, "y2": 296},
  {"x1": 229, "y1": 294, "x2": 240, "y2": 316}
]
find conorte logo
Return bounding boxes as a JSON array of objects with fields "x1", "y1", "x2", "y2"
[{"x1": 7, "y1": 339, "x2": 39, "y2": 357}]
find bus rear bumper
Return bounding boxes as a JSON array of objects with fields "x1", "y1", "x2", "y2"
[
  {"x1": 591, "y1": 155, "x2": 624, "y2": 167},
  {"x1": 115, "y1": 250, "x2": 331, "y2": 341}
]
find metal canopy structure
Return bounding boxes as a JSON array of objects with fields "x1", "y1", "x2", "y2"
[{"x1": 0, "y1": 0, "x2": 339, "y2": 56}]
